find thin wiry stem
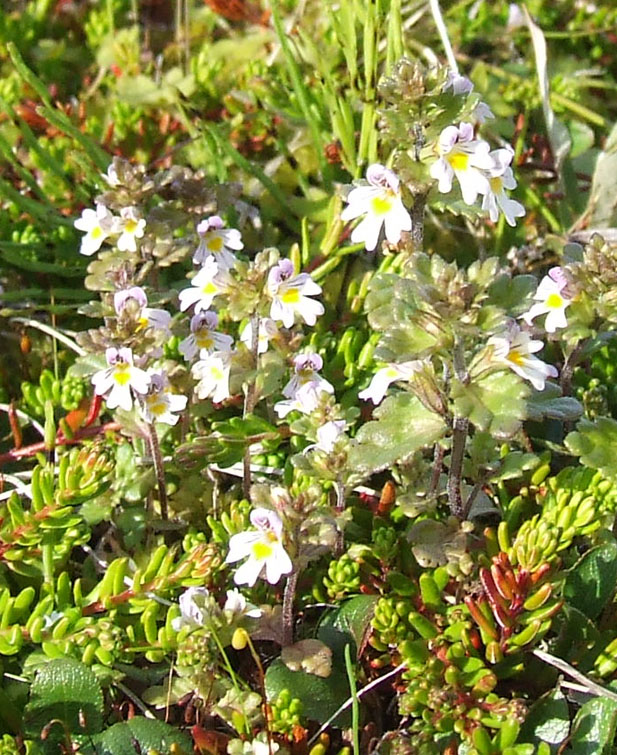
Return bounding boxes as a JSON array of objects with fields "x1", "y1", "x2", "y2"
[
  {"x1": 533, "y1": 649, "x2": 617, "y2": 702},
  {"x1": 242, "y1": 315, "x2": 260, "y2": 500},
  {"x1": 308, "y1": 662, "x2": 408, "y2": 746},
  {"x1": 11, "y1": 317, "x2": 86, "y2": 356}
]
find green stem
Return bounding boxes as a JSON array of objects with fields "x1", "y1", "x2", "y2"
[{"x1": 344, "y1": 644, "x2": 360, "y2": 755}]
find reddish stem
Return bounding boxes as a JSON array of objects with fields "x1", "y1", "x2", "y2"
[{"x1": 0, "y1": 422, "x2": 120, "y2": 465}]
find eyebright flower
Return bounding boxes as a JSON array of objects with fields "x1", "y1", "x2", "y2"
[
  {"x1": 304, "y1": 420, "x2": 347, "y2": 454},
  {"x1": 178, "y1": 257, "x2": 228, "y2": 313},
  {"x1": 179, "y1": 311, "x2": 233, "y2": 361},
  {"x1": 443, "y1": 71, "x2": 474, "y2": 95},
  {"x1": 267, "y1": 259, "x2": 324, "y2": 328},
  {"x1": 192, "y1": 351, "x2": 232, "y2": 403},
  {"x1": 240, "y1": 318, "x2": 279, "y2": 354},
  {"x1": 114, "y1": 286, "x2": 171, "y2": 334},
  {"x1": 472, "y1": 101, "x2": 495, "y2": 124},
  {"x1": 226, "y1": 508, "x2": 293, "y2": 587},
  {"x1": 223, "y1": 588, "x2": 262, "y2": 619},
  {"x1": 487, "y1": 326, "x2": 558, "y2": 390},
  {"x1": 521, "y1": 267, "x2": 572, "y2": 333},
  {"x1": 481, "y1": 148, "x2": 525, "y2": 227},
  {"x1": 115, "y1": 207, "x2": 146, "y2": 252},
  {"x1": 141, "y1": 371, "x2": 187, "y2": 425},
  {"x1": 91, "y1": 347, "x2": 150, "y2": 411},
  {"x1": 282, "y1": 353, "x2": 334, "y2": 400},
  {"x1": 340, "y1": 164, "x2": 412, "y2": 251},
  {"x1": 274, "y1": 353, "x2": 334, "y2": 418},
  {"x1": 74, "y1": 204, "x2": 115, "y2": 256},
  {"x1": 507, "y1": 3, "x2": 526, "y2": 31},
  {"x1": 193, "y1": 216, "x2": 243, "y2": 270},
  {"x1": 171, "y1": 587, "x2": 212, "y2": 631},
  {"x1": 358, "y1": 360, "x2": 425, "y2": 405},
  {"x1": 430, "y1": 123, "x2": 494, "y2": 205}
]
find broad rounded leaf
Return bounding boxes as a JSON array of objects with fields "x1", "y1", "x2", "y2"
[
  {"x1": 519, "y1": 687, "x2": 570, "y2": 752},
  {"x1": 349, "y1": 393, "x2": 445, "y2": 479},
  {"x1": 77, "y1": 717, "x2": 193, "y2": 754},
  {"x1": 570, "y1": 697, "x2": 617, "y2": 754},
  {"x1": 24, "y1": 657, "x2": 104, "y2": 737},
  {"x1": 564, "y1": 542, "x2": 617, "y2": 620},
  {"x1": 265, "y1": 659, "x2": 351, "y2": 727}
]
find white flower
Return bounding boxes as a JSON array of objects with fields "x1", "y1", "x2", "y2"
[
  {"x1": 274, "y1": 353, "x2": 334, "y2": 418},
  {"x1": 115, "y1": 207, "x2": 146, "y2": 252},
  {"x1": 444, "y1": 71, "x2": 474, "y2": 95},
  {"x1": 194, "y1": 215, "x2": 243, "y2": 270},
  {"x1": 91, "y1": 347, "x2": 151, "y2": 411},
  {"x1": 178, "y1": 257, "x2": 229, "y2": 313},
  {"x1": 430, "y1": 123, "x2": 494, "y2": 205},
  {"x1": 472, "y1": 101, "x2": 495, "y2": 124},
  {"x1": 240, "y1": 318, "x2": 279, "y2": 354},
  {"x1": 316, "y1": 420, "x2": 346, "y2": 452},
  {"x1": 224, "y1": 589, "x2": 262, "y2": 619},
  {"x1": 114, "y1": 286, "x2": 171, "y2": 334},
  {"x1": 506, "y1": 3, "x2": 526, "y2": 31},
  {"x1": 267, "y1": 259, "x2": 324, "y2": 328},
  {"x1": 358, "y1": 360, "x2": 425, "y2": 405},
  {"x1": 74, "y1": 204, "x2": 115, "y2": 256},
  {"x1": 192, "y1": 351, "x2": 232, "y2": 403},
  {"x1": 172, "y1": 587, "x2": 212, "y2": 632},
  {"x1": 282, "y1": 353, "x2": 334, "y2": 399},
  {"x1": 340, "y1": 164, "x2": 412, "y2": 252},
  {"x1": 179, "y1": 311, "x2": 233, "y2": 361},
  {"x1": 487, "y1": 326, "x2": 558, "y2": 390},
  {"x1": 521, "y1": 268, "x2": 572, "y2": 333},
  {"x1": 304, "y1": 420, "x2": 347, "y2": 454},
  {"x1": 103, "y1": 162, "x2": 122, "y2": 187},
  {"x1": 226, "y1": 508, "x2": 293, "y2": 587},
  {"x1": 141, "y1": 371, "x2": 187, "y2": 425},
  {"x1": 481, "y1": 148, "x2": 525, "y2": 227}
]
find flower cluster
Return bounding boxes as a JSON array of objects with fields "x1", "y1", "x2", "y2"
[
  {"x1": 430, "y1": 123, "x2": 525, "y2": 226},
  {"x1": 74, "y1": 204, "x2": 146, "y2": 256}
]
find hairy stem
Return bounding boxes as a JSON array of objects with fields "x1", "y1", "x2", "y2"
[
  {"x1": 242, "y1": 315, "x2": 261, "y2": 500},
  {"x1": 429, "y1": 442, "x2": 445, "y2": 496},
  {"x1": 447, "y1": 417, "x2": 468, "y2": 519},
  {"x1": 148, "y1": 423, "x2": 168, "y2": 521},
  {"x1": 282, "y1": 570, "x2": 299, "y2": 647}
]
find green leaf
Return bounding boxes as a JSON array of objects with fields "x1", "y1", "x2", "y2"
[
  {"x1": 485, "y1": 273, "x2": 537, "y2": 315},
  {"x1": 565, "y1": 417, "x2": 617, "y2": 479},
  {"x1": 318, "y1": 595, "x2": 378, "y2": 663},
  {"x1": 550, "y1": 605, "x2": 601, "y2": 670},
  {"x1": 589, "y1": 120, "x2": 617, "y2": 227},
  {"x1": 265, "y1": 659, "x2": 351, "y2": 727},
  {"x1": 348, "y1": 393, "x2": 445, "y2": 478},
  {"x1": 452, "y1": 371, "x2": 530, "y2": 437},
  {"x1": 527, "y1": 385, "x2": 583, "y2": 422},
  {"x1": 518, "y1": 687, "x2": 570, "y2": 753},
  {"x1": 76, "y1": 717, "x2": 192, "y2": 754},
  {"x1": 569, "y1": 697, "x2": 617, "y2": 754},
  {"x1": 564, "y1": 542, "x2": 617, "y2": 620},
  {"x1": 66, "y1": 353, "x2": 107, "y2": 379},
  {"x1": 24, "y1": 657, "x2": 104, "y2": 737}
]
